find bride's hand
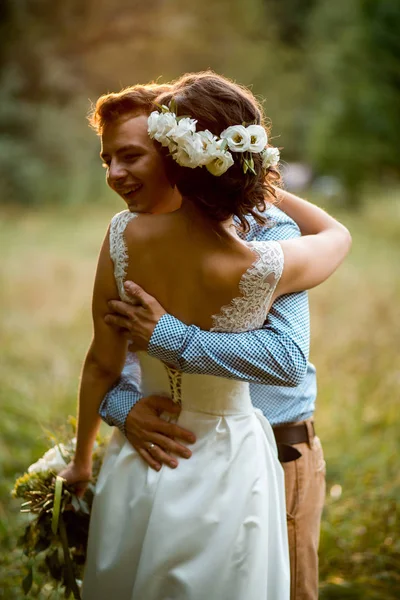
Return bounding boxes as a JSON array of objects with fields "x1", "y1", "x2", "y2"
[{"x1": 58, "y1": 460, "x2": 92, "y2": 498}]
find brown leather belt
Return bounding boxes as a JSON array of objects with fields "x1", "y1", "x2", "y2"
[{"x1": 273, "y1": 421, "x2": 315, "y2": 463}]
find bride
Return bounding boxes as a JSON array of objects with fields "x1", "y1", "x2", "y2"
[{"x1": 60, "y1": 72, "x2": 351, "y2": 599}]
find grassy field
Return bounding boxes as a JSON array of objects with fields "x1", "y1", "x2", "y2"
[{"x1": 0, "y1": 195, "x2": 399, "y2": 599}]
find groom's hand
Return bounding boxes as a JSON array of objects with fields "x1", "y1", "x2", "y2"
[
  {"x1": 105, "y1": 281, "x2": 166, "y2": 351},
  {"x1": 125, "y1": 396, "x2": 196, "y2": 471}
]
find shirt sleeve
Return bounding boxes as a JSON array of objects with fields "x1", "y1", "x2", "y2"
[
  {"x1": 98, "y1": 352, "x2": 142, "y2": 433},
  {"x1": 148, "y1": 211, "x2": 309, "y2": 387}
]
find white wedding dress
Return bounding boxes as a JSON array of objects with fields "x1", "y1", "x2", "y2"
[{"x1": 82, "y1": 210, "x2": 290, "y2": 600}]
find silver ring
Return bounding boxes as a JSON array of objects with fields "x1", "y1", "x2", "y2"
[{"x1": 148, "y1": 443, "x2": 156, "y2": 450}]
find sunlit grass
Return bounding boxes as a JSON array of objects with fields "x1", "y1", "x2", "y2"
[{"x1": 0, "y1": 195, "x2": 399, "y2": 598}]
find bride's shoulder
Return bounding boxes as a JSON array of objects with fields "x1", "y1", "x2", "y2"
[
  {"x1": 246, "y1": 239, "x2": 284, "y2": 277},
  {"x1": 108, "y1": 211, "x2": 139, "y2": 258},
  {"x1": 248, "y1": 239, "x2": 283, "y2": 255},
  {"x1": 110, "y1": 210, "x2": 163, "y2": 250},
  {"x1": 110, "y1": 209, "x2": 139, "y2": 228}
]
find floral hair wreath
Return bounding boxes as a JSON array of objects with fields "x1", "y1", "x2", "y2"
[{"x1": 147, "y1": 100, "x2": 280, "y2": 177}]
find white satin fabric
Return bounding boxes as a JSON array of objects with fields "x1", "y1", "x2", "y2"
[{"x1": 82, "y1": 354, "x2": 290, "y2": 599}]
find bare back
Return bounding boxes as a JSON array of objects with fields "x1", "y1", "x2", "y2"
[
  {"x1": 110, "y1": 207, "x2": 283, "y2": 333},
  {"x1": 123, "y1": 210, "x2": 266, "y2": 330}
]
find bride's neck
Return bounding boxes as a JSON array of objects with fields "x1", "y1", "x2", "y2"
[{"x1": 178, "y1": 196, "x2": 237, "y2": 238}]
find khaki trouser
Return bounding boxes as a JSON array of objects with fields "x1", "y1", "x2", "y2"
[{"x1": 280, "y1": 421, "x2": 326, "y2": 600}]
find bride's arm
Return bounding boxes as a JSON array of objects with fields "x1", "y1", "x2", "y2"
[
  {"x1": 64, "y1": 228, "x2": 128, "y2": 480},
  {"x1": 274, "y1": 189, "x2": 352, "y2": 295}
]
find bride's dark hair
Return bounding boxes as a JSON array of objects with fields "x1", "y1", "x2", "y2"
[{"x1": 154, "y1": 71, "x2": 280, "y2": 232}]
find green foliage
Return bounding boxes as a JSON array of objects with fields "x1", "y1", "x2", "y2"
[
  {"x1": 0, "y1": 89, "x2": 103, "y2": 206},
  {"x1": 1, "y1": 0, "x2": 398, "y2": 208},
  {"x1": 10, "y1": 425, "x2": 106, "y2": 598},
  {"x1": 305, "y1": 0, "x2": 400, "y2": 203}
]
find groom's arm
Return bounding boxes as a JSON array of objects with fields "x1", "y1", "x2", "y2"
[
  {"x1": 100, "y1": 289, "x2": 308, "y2": 433},
  {"x1": 101, "y1": 215, "x2": 308, "y2": 431},
  {"x1": 98, "y1": 351, "x2": 195, "y2": 470},
  {"x1": 148, "y1": 214, "x2": 309, "y2": 384},
  {"x1": 98, "y1": 352, "x2": 142, "y2": 429},
  {"x1": 148, "y1": 291, "x2": 308, "y2": 386}
]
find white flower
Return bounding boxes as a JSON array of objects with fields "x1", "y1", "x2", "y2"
[
  {"x1": 170, "y1": 117, "x2": 197, "y2": 140},
  {"x1": 148, "y1": 111, "x2": 177, "y2": 147},
  {"x1": 28, "y1": 444, "x2": 69, "y2": 474},
  {"x1": 197, "y1": 130, "x2": 219, "y2": 165},
  {"x1": 166, "y1": 118, "x2": 198, "y2": 154},
  {"x1": 220, "y1": 125, "x2": 251, "y2": 153},
  {"x1": 261, "y1": 146, "x2": 280, "y2": 169},
  {"x1": 147, "y1": 111, "x2": 160, "y2": 137},
  {"x1": 247, "y1": 125, "x2": 268, "y2": 153},
  {"x1": 198, "y1": 129, "x2": 217, "y2": 147},
  {"x1": 172, "y1": 133, "x2": 204, "y2": 168},
  {"x1": 206, "y1": 149, "x2": 234, "y2": 176},
  {"x1": 148, "y1": 110, "x2": 267, "y2": 177}
]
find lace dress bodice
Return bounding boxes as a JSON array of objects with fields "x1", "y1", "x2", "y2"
[{"x1": 109, "y1": 210, "x2": 284, "y2": 412}]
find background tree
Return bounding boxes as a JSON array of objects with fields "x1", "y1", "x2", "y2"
[
  {"x1": 305, "y1": 0, "x2": 400, "y2": 206},
  {"x1": 0, "y1": 0, "x2": 399, "y2": 207}
]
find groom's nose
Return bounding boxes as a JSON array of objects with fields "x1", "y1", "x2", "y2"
[{"x1": 107, "y1": 159, "x2": 127, "y2": 187}]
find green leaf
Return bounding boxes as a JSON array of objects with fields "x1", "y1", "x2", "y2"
[
  {"x1": 22, "y1": 565, "x2": 33, "y2": 595},
  {"x1": 34, "y1": 535, "x2": 51, "y2": 553},
  {"x1": 57, "y1": 442, "x2": 71, "y2": 464},
  {"x1": 242, "y1": 156, "x2": 256, "y2": 176},
  {"x1": 248, "y1": 156, "x2": 256, "y2": 175},
  {"x1": 46, "y1": 548, "x2": 63, "y2": 580},
  {"x1": 52, "y1": 476, "x2": 64, "y2": 535},
  {"x1": 154, "y1": 103, "x2": 169, "y2": 113},
  {"x1": 169, "y1": 98, "x2": 177, "y2": 115},
  {"x1": 67, "y1": 415, "x2": 77, "y2": 433},
  {"x1": 18, "y1": 525, "x2": 31, "y2": 546}
]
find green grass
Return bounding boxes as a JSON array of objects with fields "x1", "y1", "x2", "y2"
[{"x1": 1, "y1": 195, "x2": 399, "y2": 598}]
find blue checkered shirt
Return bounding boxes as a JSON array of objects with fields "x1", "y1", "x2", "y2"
[{"x1": 99, "y1": 205, "x2": 317, "y2": 433}]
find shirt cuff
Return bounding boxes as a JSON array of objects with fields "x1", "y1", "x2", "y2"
[
  {"x1": 148, "y1": 313, "x2": 188, "y2": 366},
  {"x1": 99, "y1": 375, "x2": 140, "y2": 435}
]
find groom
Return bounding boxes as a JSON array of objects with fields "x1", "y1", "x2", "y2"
[{"x1": 96, "y1": 83, "x2": 325, "y2": 600}]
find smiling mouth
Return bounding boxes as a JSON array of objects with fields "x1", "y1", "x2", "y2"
[{"x1": 120, "y1": 185, "x2": 142, "y2": 200}]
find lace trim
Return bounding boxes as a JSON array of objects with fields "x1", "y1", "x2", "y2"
[
  {"x1": 165, "y1": 365, "x2": 182, "y2": 405},
  {"x1": 210, "y1": 240, "x2": 284, "y2": 333},
  {"x1": 109, "y1": 210, "x2": 184, "y2": 401},
  {"x1": 109, "y1": 210, "x2": 138, "y2": 302}
]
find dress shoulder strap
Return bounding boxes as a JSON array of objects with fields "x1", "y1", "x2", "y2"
[
  {"x1": 211, "y1": 240, "x2": 284, "y2": 332},
  {"x1": 109, "y1": 210, "x2": 138, "y2": 301}
]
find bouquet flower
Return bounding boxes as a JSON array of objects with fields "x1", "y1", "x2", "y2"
[{"x1": 12, "y1": 423, "x2": 106, "y2": 599}]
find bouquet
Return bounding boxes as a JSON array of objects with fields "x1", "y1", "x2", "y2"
[{"x1": 12, "y1": 422, "x2": 106, "y2": 598}]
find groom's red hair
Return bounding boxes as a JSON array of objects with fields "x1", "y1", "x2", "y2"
[{"x1": 88, "y1": 83, "x2": 172, "y2": 135}]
